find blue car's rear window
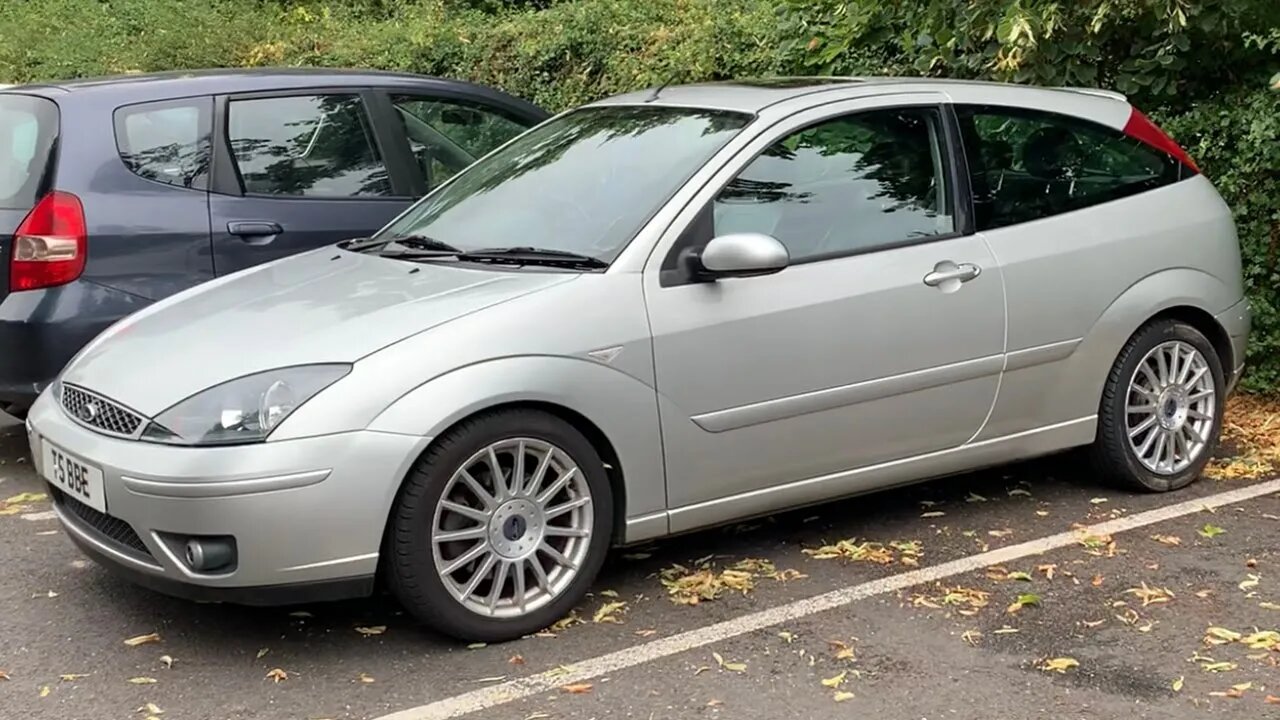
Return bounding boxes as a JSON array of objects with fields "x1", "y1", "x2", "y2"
[{"x1": 0, "y1": 93, "x2": 57, "y2": 210}]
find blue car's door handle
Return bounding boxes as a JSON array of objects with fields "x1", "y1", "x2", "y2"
[{"x1": 227, "y1": 221, "x2": 283, "y2": 239}]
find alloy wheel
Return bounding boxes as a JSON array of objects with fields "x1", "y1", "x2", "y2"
[{"x1": 1124, "y1": 340, "x2": 1216, "y2": 475}]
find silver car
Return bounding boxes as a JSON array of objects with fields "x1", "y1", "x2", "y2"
[{"x1": 25, "y1": 78, "x2": 1249, "y2": 641}]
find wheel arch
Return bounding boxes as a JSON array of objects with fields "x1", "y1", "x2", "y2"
[{"x1": 1143, "y1": 305, "x2": 1234, "y2": 386}]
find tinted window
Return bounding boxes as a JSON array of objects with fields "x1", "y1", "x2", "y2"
[
  {"x1": 392, "y1": 95, "x2": 530, "y2": 189},
  {"x1": 0, "y1": 94, "x2": 57, "y2": 210},
  {"x1": 956, "y1": 105, "x2": 1183, "y2": 231},
  {"x1": 711, "y1": 107, "x2": 954, "y2": 262},
  {"x1": 379, "y1": 105, "x2": 751, "y2": 263},
  {"x1": 115, "y1": 99, "x2": 211, "y2": 190},
  {"x1": 228, "y1": 95, "x2": 392, "y2": 197}
]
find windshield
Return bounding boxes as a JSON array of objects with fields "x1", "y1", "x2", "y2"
[
  {"x1": 0, "y1": 94, "x2": 58, "y2": 210},
  {"x1": 376, "y1": 105, "x2": 753, "y2": 263}
]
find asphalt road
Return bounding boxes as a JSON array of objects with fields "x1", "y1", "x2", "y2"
[{"x1": 2, "y1": 410, "x2": 1276, "y2": 720}]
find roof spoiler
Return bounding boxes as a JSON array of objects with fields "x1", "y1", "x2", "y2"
[{"x1": 1056, "y1": 86, "x2": 1128, "y2": 102}]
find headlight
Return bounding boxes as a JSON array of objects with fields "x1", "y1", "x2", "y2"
[{"x1": 141, "y1": 364, "x2": 351, "y2": 446}]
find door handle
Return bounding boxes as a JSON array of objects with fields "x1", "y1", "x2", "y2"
[
  {"x1": 923, "y1": 262, "x2": 981, "y2": 287},
  {"x1": 227, "y1": 221, "x2": 283, "y2": 238}
]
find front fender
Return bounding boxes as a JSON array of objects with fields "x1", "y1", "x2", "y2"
[{"x1": 367, "y1": 355, "x2": 668, "y2": 539}]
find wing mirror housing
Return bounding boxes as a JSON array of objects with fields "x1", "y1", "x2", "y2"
[{"x1": 685, "y1": 233, "x2": 789, "y2": 281}]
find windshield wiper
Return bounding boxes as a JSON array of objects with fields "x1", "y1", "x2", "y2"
[
  {"x1": 459, "y1": 246, "x2": 608, "y2": 270},
  {"x1": 342, "y1": 234, "x2": 463, "y2": 256}
]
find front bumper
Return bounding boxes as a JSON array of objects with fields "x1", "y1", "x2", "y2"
[{"x1": 26, "y1": 391, "x2": 429, "y2": 603}]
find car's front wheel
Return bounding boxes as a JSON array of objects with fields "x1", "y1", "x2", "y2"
[
  {"x1": 386, "y1": 409, "x2": 613, "y2": 642},
  {"x1": 1090, "y1": 319, "x2": 1225, "y2": 492}
]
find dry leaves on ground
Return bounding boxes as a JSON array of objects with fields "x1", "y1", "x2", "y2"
[
  {"x1": 1125, "y1": 582, "x2": 1175, "y2": 607},
  {"x1": 123, "y1": 633, "x2": 161, "y2": 647},
  {"x1": 1040, "y1": 657, "x2": 1079, "y2": 673},
  {"x1": 659, "y1": 557, "x2": 803, "y2": 605},
  {"x1": 0, "y1": 492, "x2": 47, "y2": 515},
  {"x1": 592, "y1": 600, "x2": 627, "y2": 624},
  {"x1": 561, "y1": 683, "x2": 593, "y2": 694},
  {"x1": 354, "y1": 626, "x2": 386, "y2": 636},
  {"x1": 1205, "y1": 395, "x2": 1280, "y2": 480},
  {"x1": 712, "y1": 651, "x2": 747, "y2": 673},
  {"x1": 909, "y1": 585, "x2": 991, "y2": 616},
  {"x1": 264, "y1": 668, "x2": 289, "y2": 683},
  {"x1": 805, "y1": 538, "x2": 923, "y2": 567}
]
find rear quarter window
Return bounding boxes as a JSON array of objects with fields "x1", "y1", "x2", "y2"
[
  {"x1": 0, "y1": 94, "x2": 58, "y2": 210},
  {"x1": 955, "y1": 105, "x2": 1184, "y2": 231},
  {"x1": 114, "y1": 98, "x2": 213, "y2": 190}
]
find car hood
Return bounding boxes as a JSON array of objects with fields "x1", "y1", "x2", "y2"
[{"x1": 62, "y1": 249, "x2": 578, "y2": 416}]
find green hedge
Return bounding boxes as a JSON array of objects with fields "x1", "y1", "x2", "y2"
[{"x1": 0, "y1": 0, "x2": 1276, "y2": 390}]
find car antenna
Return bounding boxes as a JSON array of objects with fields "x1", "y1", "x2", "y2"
[{"x1": 645, "y1": 77, "x2": 674, "y2": 103}]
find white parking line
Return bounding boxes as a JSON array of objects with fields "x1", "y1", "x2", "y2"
[{"x1": 377, "y1": 477, "x2": 1280, "y2": 720}]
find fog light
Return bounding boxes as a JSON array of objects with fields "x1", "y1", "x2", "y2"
[{"x1": 183, "y1": 537, "x2": 236, "y2": 572}]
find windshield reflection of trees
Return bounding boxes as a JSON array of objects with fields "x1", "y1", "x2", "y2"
[
  {"x1": 229, "y1": 96, "x2": 391, "y2": 197},
  {"x1": 404, "y1": 106, "x2": 750, "y2": 228}
]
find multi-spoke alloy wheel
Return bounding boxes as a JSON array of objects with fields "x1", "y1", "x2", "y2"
[
  {"x1": 431, "y1": 438, "x2": 593, "y2": 618},
  {"x1": 1124, "y1": 340, "x2": 1216, "y2": 475},
  {"x1": 1091, "y1": 319, "x2": 1225, "y2": 492},
  {"x1": 387, "y1": 409, "x2": 613, "y2": 642}
]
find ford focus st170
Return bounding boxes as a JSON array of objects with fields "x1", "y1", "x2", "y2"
[{"x1": 24, "y1": 78, "x2": 1249, "y2": 642}]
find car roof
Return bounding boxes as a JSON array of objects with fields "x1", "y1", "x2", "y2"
[
  {"x1": 2, "y1": 68, "x2": 546, "y2": 116},
  {"x1": 592, "y1": 76, "x2": 1129, "y2": 115}
]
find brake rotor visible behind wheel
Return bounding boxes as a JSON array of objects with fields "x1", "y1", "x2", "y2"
[
  {"x1": 1089, "y1": 319, "x2": 1225, "y2": 492},
  {"x1": 385, "y1": 408, "x2": 613, "y2": 642}
]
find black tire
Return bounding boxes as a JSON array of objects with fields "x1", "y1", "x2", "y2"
[
  {"x1": 1089, "y1": 319, "x2": 1225, "y2": 492},
  {"x1": 385, "y1": 409, "x2": 613, "y2": 642}
]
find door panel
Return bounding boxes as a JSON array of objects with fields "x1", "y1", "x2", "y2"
[
  {"x1": 650, "y1": 236, "x2": 1004, "y2": 509},
  {"x1": 210, "y1": 91, "x2": 414, "y2": 275},
  {"x1": 644, "y1": 97, "x2": 1006, "y2": 511}
]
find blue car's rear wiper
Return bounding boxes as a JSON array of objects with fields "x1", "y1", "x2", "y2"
[{"x1": 458, "y1": 246, "x2": 608, "y2": 270}]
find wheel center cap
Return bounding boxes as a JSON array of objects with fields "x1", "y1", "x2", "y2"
[
  {"x1": 1157, "y1": 387, "x2": 1189, "y2": 430},
  {"x1": 489, "y1": 499, "x2": 543, "y2": 560}
]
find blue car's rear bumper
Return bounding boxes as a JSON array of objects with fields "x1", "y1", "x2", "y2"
[{"x1": 0, "y1": 281, "x2": 150, "y2": 409}]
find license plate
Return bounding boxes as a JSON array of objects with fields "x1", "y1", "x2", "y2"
[{"x1": 41, "y1": 441, "x2": 106, "y2": 513}]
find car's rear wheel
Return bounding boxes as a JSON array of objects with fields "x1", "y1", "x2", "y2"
[
  {"x1": 386, "y1": 409, "x2": 612, "y2": 642},
  {"x1": 1090, "y1": 319, "x2": 1225, "y2": 492}
]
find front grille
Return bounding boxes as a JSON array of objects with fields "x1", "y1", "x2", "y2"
[
  {"x1": 54, "y1": 489, "x2": 153, "y2": 559},
  {"x1": 61, "y1": 384, "x2": 144, "y2": 437}
]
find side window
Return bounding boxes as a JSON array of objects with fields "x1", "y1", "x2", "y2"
[
  {"x1": 115, "y1": 98, "x2": 212, "y2": 190},
  {"x1": 956, "y1": 105, "x2": 1182, "y2": 231},
  {"x1": 711, "y1": 107, "x2": 954, "y2": 263},
  {"x1": 227, "y1": 94, "x2": 392, "y2": 198},
  {"x1": 390, "y1": 95, "x2": 532, "y2": 188}
]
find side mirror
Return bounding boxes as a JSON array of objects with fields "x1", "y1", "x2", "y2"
[{"x1": 688, "y1": 233, "x2": 789, "y2": 281}]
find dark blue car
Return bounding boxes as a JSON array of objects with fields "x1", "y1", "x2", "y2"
[{"x1": 0, "y1": 69, "x2": 548, "y2": 416}]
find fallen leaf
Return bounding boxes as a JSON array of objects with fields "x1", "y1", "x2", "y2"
[
  {"x1": 1205, "y1": 627, "x2": 1242, "y2": 643},
  {"x1": 0, "y1": 670, "x2": 9, "y2": 681},
  {"x1": 33, "y1": 590, "x2": 58, "y2": 598},
  {"x1": 1037, "y1": 564, "x2": 1057, "y2": 580},
  {"x1": 288, "y1": 611, "x2": 312, "y2": 618},
  {"x1": 138, "y1": 702, "x2": 164, "y2": 715},
  {"x1": 264, "y1": 668, "x2": 289, "y2": 683},
  {"x1": 693, "y1": 665, "x2": 711, "y2": 676},
  {"x1": 829, "y1": 640, "x2": 856, "y2": 660},
  {"x1": 1151, "y1": 534, "x2": 1182, "y2": 546},
  {"x1": 920, "y1": 511, "x2": 946, "y2": 518},
  {"x1": 1007, "y1": 571, "x2": 1033, "y2": 582},
  {"x1": 355, "y1": 626, "x2": 386, "y2": 636},
  {"x1": 1040, "y1": 657, "x2": 1079, "y2": 673},
  {"x1": 821, "y1": 670, "x2": 847, "y2": 688},
  {"x1": 1090, "y1": 497, "x2": 1109, "y2": 504},
  {"x1": 508, "y1": 655, "x2": 525, "y2": 665},
  {"x1": 1265, "y1": 695, "x2": 1280, "y2": 704},
  {"x1": 993, "y1": 626, "x2": 1020, "y2": 634},
  {"x1": 961, "y1": 629, "x2": 982, "y2": 646},
  {"x1": 988, "y1": 529, "x2": 1013, "y2": 538},
  {"x1": 966, "y1": 493, "x2": 988, "y2": 503},
  {"x1": 1239, "y1": 574, "x2": 1261, "y2": 591},
  {"x1": 777, "y1": 630, "x2": 796, "y2": 643},
  {"x1": 158, "y1": 655, "x2": 174, "y2": 669},
  {"x1": 3, "y1": 492, "x2": 47, "y2": 505},
  {"x1": 712, "y1": 651, "x2": 746, "y2": 673},
  {"x1": 833, "y1": 691, "x2": 855, "y2": 702},
  {"x1": 561, "y1": 683, "x2": 593, "y2": 694},
  {"x1": 1198, "y1": 524, "x2": 1225, "y2": 539},
  {"x1": 128, "y1": 677, "x2": 158, "y2": 685},
  {"x1": 59, "y1": 673, "x2": 89, "y2": 681},
  {"x1": 1173, "y1": 676, "x2": 1184, "y2": 692},
  {"x1": 256, "y1": 648, "x2": 270, "y2": 659},
  {"x1": 633, "y1": 628, "x2": 657, "y2": 637},
  {"x1": 472, "y1": 675, "x2": 507, "y2": 683},
  {"x1": 1200, "y1": 661, "x2": 1237, "y2": 672},
  {"x1": 1082, "y1": 619, "x2": 1106, "y2": 628},
  {"x1": 124, "y1": 633, "x2": 161, "y2": 647},
  {"x1": 356, "y1": 672, "x2": 375, "y2": 684},
  {"x1": 1091, "y1": 574, "x2": 1105, "y2": 587},
  {"x1": 1035, "y1": 510, "x2": 1049, "y2": 517},
  {"x1": 39, "y1": 685, "x2": 50, "y2": 697},
  {"x1": 592, "y1": 600, "x2": 627, "y2": 624},
  {"x1": 1125, "y1": 582, "x2": 1174, "y2": 607},
  {"x1": 466, "y1": 643, "x2": 487, "y2": 650},
  {"x1": 1260, "y1": 602, "x2": 1280, "y2": 610},
  {"x1": 1007, "y1": 593, "x2": 1041, "y2": 613}
]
